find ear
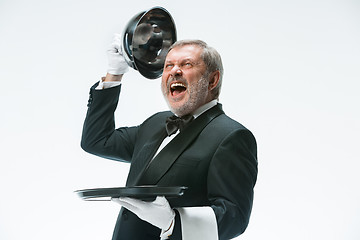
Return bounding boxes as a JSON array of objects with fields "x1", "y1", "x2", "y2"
[{"x1": 208, "y1": 70, "x2": 220, "y2": 91}]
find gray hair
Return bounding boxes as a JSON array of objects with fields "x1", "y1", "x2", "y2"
[{"x1": 167, "y1": 39, "x2": 224, "y2": 99}]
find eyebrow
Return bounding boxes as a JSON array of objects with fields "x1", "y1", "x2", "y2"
[{"x1": 165, "y1": 57, "x2": 196, "y2": 64}]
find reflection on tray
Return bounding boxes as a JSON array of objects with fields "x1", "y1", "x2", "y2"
[{"x1": 75, "y1": 186, "x2": 187, "y2": 201}]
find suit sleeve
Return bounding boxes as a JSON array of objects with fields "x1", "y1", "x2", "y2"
[
  {"x1": 81, "y1": 82, "x2": 138, "y2": 162},
  {"x1": 208, "y1": 128, "x2": 258, "y2": 239}
]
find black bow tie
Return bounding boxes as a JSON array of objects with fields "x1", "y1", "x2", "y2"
[{"x1": 165, "y1": 114, "x2": 194, "y2": 136}]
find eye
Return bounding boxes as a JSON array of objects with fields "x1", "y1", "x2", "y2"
[
  {"x1": 183, "y1": 62, "x2": 193, "y2": 68},
  {"x1": 165, "y1": 63, "x2": 174, "y2": 69}
]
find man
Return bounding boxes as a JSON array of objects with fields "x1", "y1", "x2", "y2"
[{"x1": 81, "y1": 35, "x2": 258, "y2": 240}]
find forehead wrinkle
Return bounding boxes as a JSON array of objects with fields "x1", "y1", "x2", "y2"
[
  {"x1": 165, "y1": 56, "x2": 196, "y2": 64},
  {"x1": 166, "y1": 46, "x2": 202, "y2": 62}
]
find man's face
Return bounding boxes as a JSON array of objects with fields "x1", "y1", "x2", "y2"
[{"x1": 161, "y1": 45, "x2": 212, "y2": 116}]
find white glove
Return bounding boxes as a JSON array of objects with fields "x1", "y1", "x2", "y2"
[
  {"x1": 107, "y1": 33, "x2": 129, "y2": 75},
  {"x1": 112, "y1": 196, "x2": 175, "y2": 231}
]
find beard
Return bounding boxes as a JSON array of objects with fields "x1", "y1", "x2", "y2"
[{"x1": 162, "y1": 74, "x2": 210, "y2": 116}]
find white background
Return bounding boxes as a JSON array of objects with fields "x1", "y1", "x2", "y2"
[{"x1": 1, "y1": 0, "x2": 359, "y2": 239}]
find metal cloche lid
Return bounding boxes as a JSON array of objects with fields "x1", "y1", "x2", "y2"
[{"x1": 122, "y1": 7, "x2": 177, "y2": 79}]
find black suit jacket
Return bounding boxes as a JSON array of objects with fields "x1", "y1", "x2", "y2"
[{"x1": 81, "y1": 83, "x2": 258, "y2": 240}]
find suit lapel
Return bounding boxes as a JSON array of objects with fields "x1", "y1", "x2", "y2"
[
  {"x1": 135, "y1": 104, "x2": 224, "y2": 186},
  {"x1": 126, "y1": 127, "x2": 167, "y2": 186}
]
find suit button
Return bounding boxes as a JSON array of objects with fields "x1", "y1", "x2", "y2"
[
  {"x1": 122, "y1": 211, "x2": 129, "y2": 220},
  {"x1": 87, "y1": 97, "x2": 93, "y2": 106}
]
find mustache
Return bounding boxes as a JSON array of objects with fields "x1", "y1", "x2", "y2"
[{"x1": 167, "y1": 76, "x2": 187, "y2": 89}]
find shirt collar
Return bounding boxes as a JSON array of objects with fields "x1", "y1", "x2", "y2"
[{"x1": 192, "y1": 99, "x2": 218, "y2": 119}]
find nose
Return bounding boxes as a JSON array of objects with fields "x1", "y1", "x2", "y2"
[{"x1": 170, "y1": 65, "x2": 182, "y2": 77}]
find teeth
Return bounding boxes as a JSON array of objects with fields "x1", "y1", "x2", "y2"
[{"x1": 170, "y1": 82, "x2": 186, "y2": 89}]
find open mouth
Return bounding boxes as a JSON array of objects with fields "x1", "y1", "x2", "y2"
[{"x1": 170, "y1": 82, "x2": 187, "y2": 97}]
